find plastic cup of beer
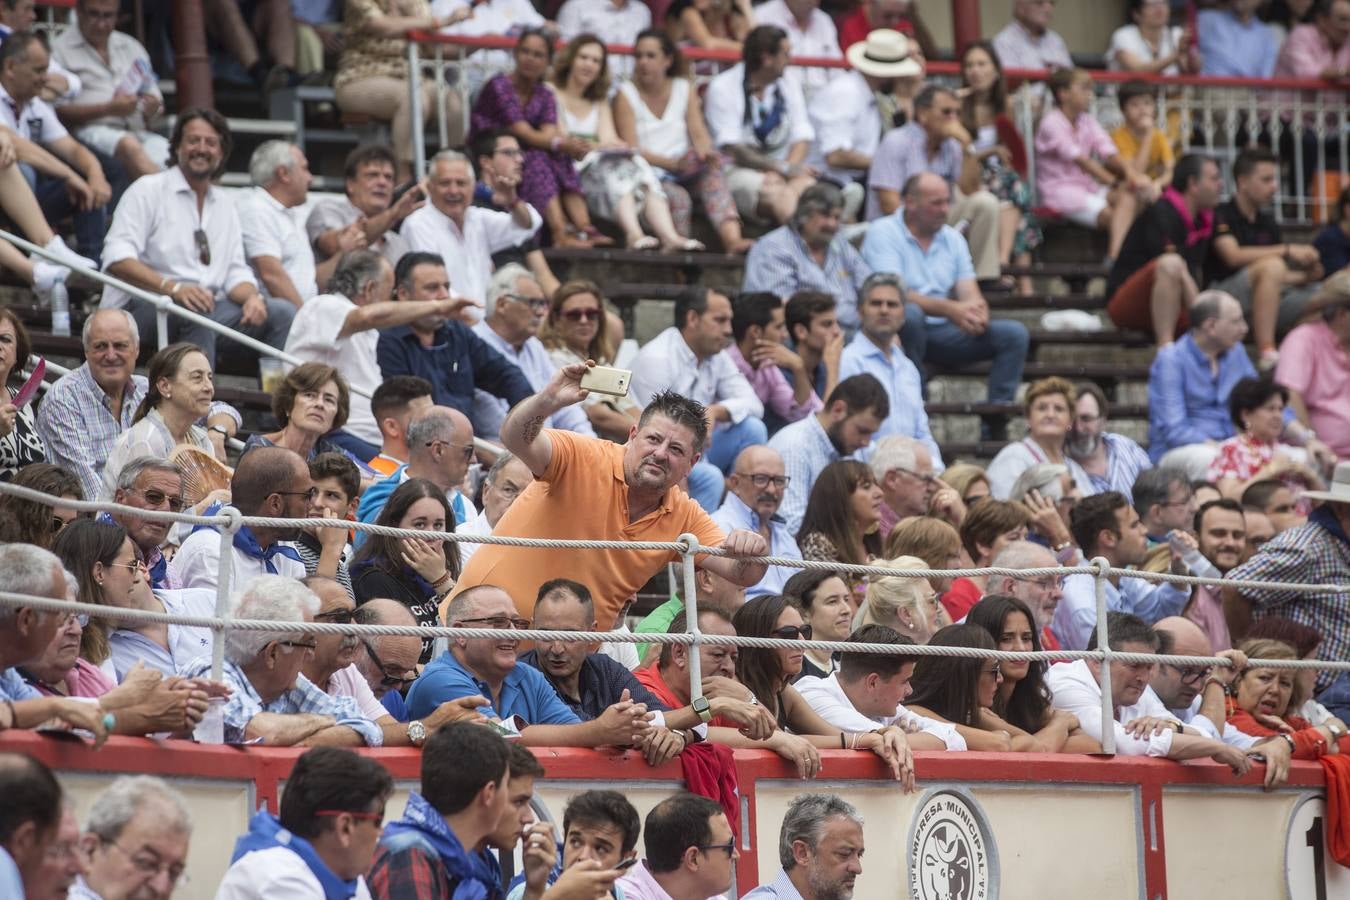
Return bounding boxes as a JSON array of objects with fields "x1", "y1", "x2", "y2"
[{"x1": 259, "y1": 357, "x2": 284, "y2": 394}]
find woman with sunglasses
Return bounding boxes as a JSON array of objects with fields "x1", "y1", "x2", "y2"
[
  {"x1": 904, "y1": 623, "x2": 1042, "y2": 753},
  {"x1": 781, "y1": 569, "x2": 855, "y2": 680},
  {"x1": 0, "y1": 462, "x2": 83, "y2": 548},
  {"x1": 726, "y1": 595, "x2": 916, "y2": 785},
  {"x1": 100, "y1": 342, "x2": 224, "y2": 501},
  {"x1": 350, "y1": 478, "x2": 462, "y2": 664},
  {"x1": 540, "y1": 280, "x2": 640, "y2": 442},
  {"x1": 52, "y1": 518, "x2": 146, "y2": 675},
  {"x1": 966, "y1": 595, "x2": 1098, "y2": 753},
  {"x1": 15, "y1": 605, "x2": 209, "y2": 736},
  {"x1": 0, "y1": 307, "x2": 45, "y2": 481}
]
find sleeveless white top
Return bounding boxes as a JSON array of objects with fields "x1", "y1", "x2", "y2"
[{"x1": 617, "y1": 78, "x2": 690, "y2": 160}]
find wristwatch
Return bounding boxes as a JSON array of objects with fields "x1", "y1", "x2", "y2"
[
  {"x1": 1328, "y1": 720, "x2": 1347, "y2": 740},
  {"x1": 692, "y1": 695, "x2": 712, "y2": 723},
  {"x1": 406, "y1": 720, "x2": 427, "y2": 747}
]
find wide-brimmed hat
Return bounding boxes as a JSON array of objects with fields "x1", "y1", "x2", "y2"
[
  {"x1": 846, "y1": 29, "x2": 924, "y2": 79},
  {"x1": 1299, "y1": 270, "x2": 1350, "y2": 321},
  {"x1": 1302, "y1": 460, "x2": 1350, "y2": 504}
]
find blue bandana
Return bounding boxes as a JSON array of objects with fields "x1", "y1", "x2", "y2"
[
  {"x1": 190, "y1": 507, "x2": 302, "y2": 575},
  {"x1": 231, "y1": 811, "x2": 361, "y2": 900},
  {"x1": 380, "y1": 793, "x2": 501, "y2": 900}
]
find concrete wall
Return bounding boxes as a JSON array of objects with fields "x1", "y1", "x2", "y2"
[{"x1": 913, "y1": 0, "x2": 1131, "y2": 59}]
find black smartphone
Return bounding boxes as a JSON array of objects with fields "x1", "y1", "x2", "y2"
[
  {"x1": 615, "y1": 858, "x2": 639, "y2": 871},
  {"x1": 390, "y1": 179, "x2": 424, "y2": 207}
]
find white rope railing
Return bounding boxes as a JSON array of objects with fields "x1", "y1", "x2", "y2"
[{"x1": 6, "y1": 481, "x2": 1350, "y2": 756}]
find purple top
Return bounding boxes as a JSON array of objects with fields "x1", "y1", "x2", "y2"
[
  {"x1": 470, "y1": 74, "x2": 556, "y2": 141},
  {"x1": 725, "y1": 342, "x2": 822, "y2": 424},
  {"x1": 1034, "y1": 107, "x2": 1120, "y2": 214}
]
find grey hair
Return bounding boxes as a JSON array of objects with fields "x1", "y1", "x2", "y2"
[
  {"x1": 867, "y1": 435, "x2": 919, "y2": 482},
  {"x1": 1189, "y1": 290, "x2": 1234, "y2": 331},
  {"x1": 484, "y1": 451, "x2": 517, "y2": 485},
  {"x1": 1009, "y1": 463, "x2": 1069, "y2": 503},
  {"x1": 790, "y1": 182, "x2": 844, "y2": 231},
  {"x1": 115, "y1": 456, "x2": 183, "y2": 493},
  {"x1": 328, "y1": 249, "x2": 389, "y2": 301},
  {"x1": 249, "y1": 140, "x2": 298, "y2": 188},
  {"x1": 222, "y1": 575, "x2": 320, "y2": 664},
  {"x1": 484, "y1": 262, "x2": 537, "y2": 319},
  {"x1": 0, "y1": 544, "x2": 65, "y2": 624},
  {"x1": 986, "y1": 540, "x2": 1056, "y2": 592},
  {"x1": 86, "y1": 775, "x2": 192, "y2": 841},
  {"x1": 860, "y1": 271, "x2": 906, "y2": 304},
  {"x1": 81, "y1": 308, "x2": 139, "y2": 350},
  {"x1": 778, "y1": 794, "x2": 862, "y2": 869},
  {"x1": 406, "y1": 407, "x2": 458, "y2": 452},
  {"x1": 430, "y1": 148, "x2": 475, "y2": 181},
  {"x1": 1131, "y1": 466, "x2": 1189, "y2": 518}
]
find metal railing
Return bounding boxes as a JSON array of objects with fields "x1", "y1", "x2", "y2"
[
  {"x1": 405, "y1": 32, "x2": 1350, "y2": 223},
  {"x1": 5, "y1": 481, "x2": 1350, "y2": 758}
]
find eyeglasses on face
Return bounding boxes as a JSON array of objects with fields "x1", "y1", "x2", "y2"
[
  {"x1": 735, "y1": 472, "x2": 790, "y2": 489},
  {"x1": 456, "y1": 614, "x2": 531, "y2": 631},
  {"x1": 561, "y1": 307, "x2": 602, "y2": 322},
  {"x1": 274, "y1": 487, "x2": 320, "y2": 502},
  {"x1": 278, "y1": 639, "x2": 318, "y2": 652},
  {"x1": 893, "y1": 466, "x2": 938, "y2": 486},
  {"x1": 362, "y1": 639, "x2": 418, "y2": 688},
  {"x1": 982, "y1": 663, "x2": 1003, "y2": 678},
  {"x1": 315, "y1": 607, "x2": 355, "y2": 625},
  {"x1": 504, "y1": 293, "x2": 551, "y2": 312},
  {"x1": 63, "y1": 611, "x2": 90, "y2": 628},
  {"x1": 696, "y1": 840, "x2": 736, "y2": 858},
  {"x1": 133, "y1": 487, "x2": 185, "y2": 512},
  {"x1": 51, "y1": 514, "x2": 78, "y2": 534},
  {"x1": 105, "y1": 559, "x2": 147, "y2": 575},
  {"x1": 193, "y1": 228, "x2": 211, "y2": 266},
  {"x1": 1171, "y1": 664, "x2": 1212, "y2": 683},
  {"x1": 100, "y1": 838, "x2": 187, "y2": 885},
  {"x1": 771, "y1": 624, "x2": 812, "y2": 640},
  {"x1": 426, "y1": 439, "x2": 476, "y2": 463}
]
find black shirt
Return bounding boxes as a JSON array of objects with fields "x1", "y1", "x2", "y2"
[
  {"x1": 352, "y1": 565, "x2": 440, "y2": 665},
  {"x1": 518, "y1": 650, "x2": 669, "y2": 721},
  {"x1": 1107, "y1": 197, "x2": 1212, "y2": 298},
  {"x1": 1204, "y1": 199, "x2": 1283, "y2": 285}
]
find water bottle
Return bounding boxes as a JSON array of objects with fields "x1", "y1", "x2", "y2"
[
  {"x1": 194, "y1": 696, "x2": 225, "y2": 744},
  {"x1": 49, "y1": 280, "x2": 70, "y2": 337},
  {"x1": 1181, "y1": 547, "x2": 1221, "y2": 581}
]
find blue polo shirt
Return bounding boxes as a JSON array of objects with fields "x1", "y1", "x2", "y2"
[
  {"x1": 376, "y1": 321, "x2": 533, "y2": 419},
  {"x1": 860, "y1": 213, "x2": 976, "y2": 324},
  {"x1": 405, "y1": 650, "x2": 582, "y2": 724}
]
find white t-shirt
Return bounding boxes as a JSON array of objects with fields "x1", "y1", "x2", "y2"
[
  {"x1": 704, "y1": 63, "x2": 814, "y2": 161},
  {"x1": 1107, "y1": 24, "x2": 1184, "y2": 75},
  {"x1": 283, "y1": 292, "x2": 381, "y2": 445},
  {"x1": 237, "y1": 186, "x2": 318, "y2": 302},
  {"x1": 216, "y1": 845, "x2": 372, "y2": 900},
  {"x1": 807, "y1": 69, "x2": 880, "y2": 181}
]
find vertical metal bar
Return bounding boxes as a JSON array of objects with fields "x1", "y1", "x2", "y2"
[
  {"x1": 679, "y1": 533, "x2": 703, "y2": 700},
  {"x1": 155, "y1": 303, "x2": 168, "y2": 350},
  {"x1": 210, "y1": 508, "x2": 241, "y2": 682},
  {"x1": 408, "y1": 40, "x2": 426, "y2": 180},
  {"x1": 436, "y1": 47, "x2": 449, "y2": 151},
  {"x1": 1092, "y1": 556, "x2": 1115, "y2": 754}
]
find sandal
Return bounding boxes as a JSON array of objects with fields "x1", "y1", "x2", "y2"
[{"x1": 630, "y1": 235, "x2": 660, "y2": 251}]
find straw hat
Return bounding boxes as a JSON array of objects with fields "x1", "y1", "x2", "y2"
[
  {"x1": 846, "y1": 29, "x2": 924, "y2": 79},
  {"x1": 1302, "y1": 460, "x2": 1350, "y2": 504}
]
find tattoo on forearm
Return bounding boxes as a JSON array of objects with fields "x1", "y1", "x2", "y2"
[{"x1": 521, "y1": 416, "x2": 545, "y2": 445}]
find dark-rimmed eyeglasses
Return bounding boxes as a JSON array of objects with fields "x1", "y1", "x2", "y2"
[
  {"x1": 193, "y1": 228, "x2": 211, "y2": 266},
  {"x1": 362, "y1": 640, "x2": 418, "y2": 689},
  {"x1": 131, "y1": 487, "x2": 185, "y2": 512},
  {"x1": 426, "y1": 439, "x2": 475, "y2": 463},
  {"x1": 734, "y1": 472, "x2": 790, "y2": 489},
  {"x1": 278, "y1": 639, "x2": 317, "y2": 652},
  {"x1": 983, "y1": 663, "x2": 1003, "y2": 678},
  {"x1": 696, "y1": 840, "x2": 736, "y2": 858},
  {"x1": 771, "y1": 624, "x2": 812, "y2": 640},
  {"x1": 1169, "y1": 663, "x2": 1212, "y2": 684},
  {"x1": 274, "y1": 487, "x2": 320, "y2": 502},
  {"x1": 457, "y1": 614, "x2": 531, "y2": 631},
  {"x1": 561, "y1": 307, "x2": 602, "y2": 322},
  {"x1": 315, "y1": 608, "x2": 355, "y2": 625},
  {"x1": 51, "y1": 515, "x2": 77, "y2": 534}
]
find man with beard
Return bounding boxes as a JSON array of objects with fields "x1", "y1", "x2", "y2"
[
  {"x1": 169, "y1": 446, "x2": 310, "y2": 591},
  {"x1": 744, "y1": 795, "x2": 864, "y2": 900},
  {"x1": 1067, "y1": 381, "x2": 1151, "y2": 497},
  {"x1": 1048, "y1": 612, "x2": 1252, "y2": 769},
  {"x1": 452, "y1": 386, "x2": 768, "y2": 630},
  {"x1": 769, "y1": 373, "x2": 889, "y2": 535},
  {"x1": 712, "y1": 446, "x2": 802, "y2": 596},
  {"x1": 301, "y1": 577, "x2": 486, "y2": 748},
  {"x1": 101, "y1": 107, "x2": 293, "y2": 363},
  {"x1": 1182, "y1": 500, "x2": 1247, "y2": 651}
]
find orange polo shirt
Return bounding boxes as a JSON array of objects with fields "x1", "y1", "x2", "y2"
[{"x1": 446, "y1": 430, "x2": 725, "y2": 629}]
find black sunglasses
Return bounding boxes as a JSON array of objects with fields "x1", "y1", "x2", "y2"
[
  {"x1": 771, "y1": 624, "x2": 813, "y2": 640},
  {"x1": 362, "y1": 640, "x2": 417, "y2": 689},
  {"x1": 314, "y1": 608, "x2": 355, "y2": 625},
  {"x1": 194, "y1": 228, "x2": 211, "y2": 266}
]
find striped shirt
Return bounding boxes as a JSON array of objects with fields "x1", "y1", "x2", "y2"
[
  {"x1": 1076, "y1": 432, "x2": 1153, "y2": 496},
  {"x1": 741, "y1": 225, "x2": 871, "y2": 332}
]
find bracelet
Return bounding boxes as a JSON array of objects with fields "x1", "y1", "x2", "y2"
[
  {"x1": 431, "y1": 571, "x2": 453, "y2": 589},
  {"x1": 549, "y1": 136, "x2": 562, "y2": 152},
  {"x1": 1281, "y1": 733, "x2": 1297, "y2": 753},
  {"x1": 849, "y1": 732, "x2": 859, "y2": 750},
  {"x1": 101, "y1": 712, "x2": 116, "y2": 733}
]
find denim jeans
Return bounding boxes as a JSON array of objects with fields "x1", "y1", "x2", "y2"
[
  {"x1": 1317, "y1": 671, "x2": 1350, "y2": 724},
  {"x1": 685, "y1": 415, "x2": 768, "y2": 512},
  {"x1": 907, "y1": 317, "x2": 1030, "y2": 403},
  {"x1": 21, "y1": 162, "x2": 110, "y2": 265},
  {"x1": 124, "y1": 292, "x2": 296, "y2": 368}
]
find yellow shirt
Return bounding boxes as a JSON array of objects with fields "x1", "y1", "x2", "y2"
[{"x1": 1111, "y1": 124, "x2": 1174, "y2": 180}]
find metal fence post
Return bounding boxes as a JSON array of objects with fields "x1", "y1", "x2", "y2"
[
  {"x1": 408, "y1": 40, "x2": 425, "y2": 180},
  {"x1": 210, "y1": 506, "x2": 243, "y2": 682},
  {"x1": 1091, "y1": 555, "x2": 1115, "y2": 754},
  {"x1": 678, "y1": 533, "x2": 703, "y2": 701},
  {"x1": 155, "y1": 299, "x2": 168, "y2": 351}
]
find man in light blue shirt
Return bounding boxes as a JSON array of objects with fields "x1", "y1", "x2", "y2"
[
  {"x1": 837, "y1": 272, "x2": 944, "y2": 468},
  {"x1": 861, "y1": 172, "x2": 1029, "y2": 417},
  {"x1": 711, "y1": 446, "x2": 802, "y2": 596},
  {"x1": 1052, "y1": 492, "x2": 1191, "y2": 650},
  {"x1": 409, "y1": 585, "x2": 659, "y2": 749},
  {"x1": 768, "y1": 373, "x2": 889, "y2": 535},
  {"x1": 1198, "y1": 0, "x2": 1278, "y2": 78}
]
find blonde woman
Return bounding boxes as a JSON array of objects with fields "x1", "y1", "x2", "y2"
[
  {"x1": 854, "y1": 556, "x2": 945, "y2": 644},
  {"x1": 540, "y1": 281, "x2": 640, "y2": 441}
]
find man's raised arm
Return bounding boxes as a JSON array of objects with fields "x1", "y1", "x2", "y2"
[{"x1": 502, "y1": 360, "x2": 593, "y2": 476}]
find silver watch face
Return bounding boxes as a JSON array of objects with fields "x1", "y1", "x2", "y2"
[{"x1": 408, "y1": 721, "x2": 427, "y2": 742}]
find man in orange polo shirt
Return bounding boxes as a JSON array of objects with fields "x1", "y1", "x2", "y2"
[{"x1": 448, "y1": 368, "x2": 770, "y2": 629}]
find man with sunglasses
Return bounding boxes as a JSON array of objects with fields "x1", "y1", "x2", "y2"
[
  {"x1": 712, "y1": 445, "x2": 802, "y2": 597},
  {"x1": 616, "y1": 794, "x2": 737, "y2": 900},
  {"x1": 352, "y1": 599, "x2": 422, "y2": 716},
  {"x1": 356, "y1": 406, "x2": 479, "y2": 535},
  {"x1": 471, "y1": 263, "x2": 594, "y2": 439},
  {"x1": 105, "y1": 456, "x2": 185, "y2": 590},
  {"x1": 180, "y1": 575, "x2": 383, "y2": 747},
  {"x1": 303, "y1": 578, "x2": 488, "y2": 747}
]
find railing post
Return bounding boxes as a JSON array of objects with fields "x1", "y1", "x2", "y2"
[
  {"x1": 1091, "y1": 555, "x2": 1115, "y2": 754},
  {"x1": 155, "y1": 299, "x2": 169, "y2": 351},
  {"x1": 678, "y1": 533, "x2": 703, "y2": 701},
  {"x1": 211, "y1": 506, "x2": 243, "y2": 682},
  {"x1": 408, "y1": 39, "x2": 426, "y2": 180}
]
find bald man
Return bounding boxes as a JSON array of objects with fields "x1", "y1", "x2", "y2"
[
  {"x1": 711, "y1": 445, "x2": 802, "y2": 597},
  {"x1": 352, "y1": 600, "x2": 425, "y2": 721},
  {"x1": 357, "y1": 405, "x2": 479, "y2": 529},
  {"x1": 1147, "y1": 616, "x2": 1291, "y2": 787}
]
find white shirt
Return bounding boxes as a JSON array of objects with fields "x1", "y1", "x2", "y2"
[
  {"x1": 751, "y1": 0, "x2": 843, "y2": 97},
  {"x1": 704, "y1": 63, "x2": 814, "y2": 160},
  {"x1": 1046, "y1": 659, "x2": 1176, "y2": 757},
  {"x1": 52, "y1": 24, "x2": 161, "y2": 130},
  {"x1": 237, "y1": 186, "x2": 318, "y2": 302},
  {"x1": 101, "y1": 167, "x2": 256, "y2": 310},
  {"x1": 1171, "y1": 691, "x2": 1258, "y2": 749},
  {"x1": 1107, "y1": 24, "x2": 1185, "y2": 75},
  {"x1": 455, "y1": 505, "x2": 493, "y2": 564},
  {"x1": 304, "y1": 195, "x2": 409, "y2": 266},
  {"x1": 557, "y1": 0, "x2": 651, "y2": 47},
  {"x1": 616, "y1": 79, "x2": 691, "y2": 163},
  {"x1": 283, "y1": 292, "x2": 381, "y2": 444},
  {"x1": 169, "y1": 528, "x2": 306, "y2": 592},
  {"x1": 795, "y1": 672, "x2": 967, "y2": 750},
  {"x1": 433, "y1": 0, "x2": 544, "y2": 38},
  {"x1": 399, "y1": 202, "x2": 542, "y2": 323},
  {"x1": 629, "y1": 327, "x2": 763, "y2": 423},
  {"x1": 215, "y1": 845, "x2": 372, "y2": 900},
  {"x1": 807, "y1": 69, "x2": 880, "y2": 182},
  {"x1": 324, "y1": 663, "x2": 390, "y2": 722},
  {"x1": 469, "y1": 321, "x2": 594, "y2": 437},
  {"x1": 0, "y1": 81, "x2": 68, "y2": 144},
  {"x1": 110, "y1": 588, "x2": 217, "y2": 680}
]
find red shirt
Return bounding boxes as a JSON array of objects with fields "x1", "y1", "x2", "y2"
[
  {"x1": 634, "y1": 665, "x2": 738, "y2": 728},
  {"x1": 837, "y1": 7, "x2": 915, "y2": 51},
  {"x1": 941, "y1": 578, "x2": 983, "y2": 622}
]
